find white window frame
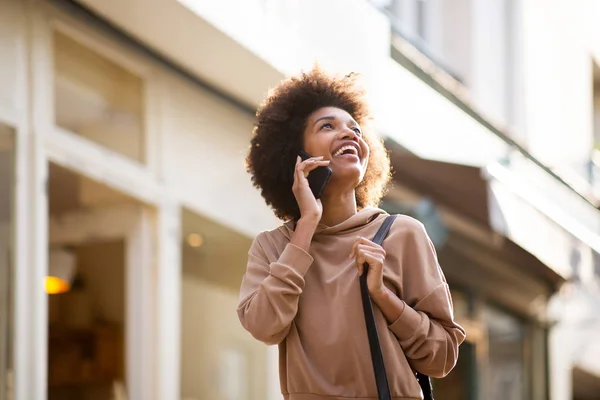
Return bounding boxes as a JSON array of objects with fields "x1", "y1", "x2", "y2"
[
  {"x1": 47, "y1": 4, "x2": 164, "y2": 176},
  {"x1": 11, "y1": 1, "x2": 182, "y2": 399}
]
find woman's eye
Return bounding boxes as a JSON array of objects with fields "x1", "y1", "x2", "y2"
[
  {"x1": 353, "y1": 127, "x2": 362, "y2": 135},
  {"x1": 321, "y1": 123, "x2": 334, "y2": 130}
]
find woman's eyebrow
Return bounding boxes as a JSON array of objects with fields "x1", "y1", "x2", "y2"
[
  {"x1": 313, "y1": 116, "x2": 359, "y2": 126},
  {"x1": 313, "y1": 116, "x2": 336, "y2": 126}
]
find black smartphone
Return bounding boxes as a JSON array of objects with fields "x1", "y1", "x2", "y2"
[{"x1": 298, "y1": 150, "x2": 332, "y2": 199}]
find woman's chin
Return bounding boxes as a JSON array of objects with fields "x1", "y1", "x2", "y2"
[
  {"x1": 331, "y1": 162, "x2": 363, "y2": 176},
  {"x1": 328, "y1": 168, "x2": 362, "y2": 189}
]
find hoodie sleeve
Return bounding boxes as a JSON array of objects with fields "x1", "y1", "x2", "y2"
[
  {"x1": 387, "y1": 217, "x2": 466, "y2": 378},
  {"x1": 237, "y1": 233, "x2": 314, "y2": 345}
]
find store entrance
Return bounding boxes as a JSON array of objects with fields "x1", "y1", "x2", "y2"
[{"x1": 46, "y1": 162, "x2": 145, "y2": 400}]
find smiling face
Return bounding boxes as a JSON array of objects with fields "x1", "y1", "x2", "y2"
[{"x1": 303, "y1": 107, "x2": 370, "y2": 192}]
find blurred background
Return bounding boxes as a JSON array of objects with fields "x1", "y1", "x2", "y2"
[{"x1": 1, "y1": 0, "x2": 600, "y2": 399}]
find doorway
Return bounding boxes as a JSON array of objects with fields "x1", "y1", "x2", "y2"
[{"x1": 46, "y1": 162, "x2": 149, "y2": 400}]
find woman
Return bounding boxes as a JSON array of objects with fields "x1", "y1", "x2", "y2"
[{"x1": 238, "y1": 68, "x2": 465, "y2": 400}]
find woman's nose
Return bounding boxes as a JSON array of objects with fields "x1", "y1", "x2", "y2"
[{"x1": 339, "y1": 128, "x2": 359, "y2": 141}]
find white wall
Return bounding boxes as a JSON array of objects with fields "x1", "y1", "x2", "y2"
[
  {"x1": 471, "y1": 0, "x2": 510, "y2": 124},
  {"x1": 586, "y1": 0, "x2": 600, "y2": 64},
  {"x1": 161, "y1": 71, "x2": 280, "y2": 237},
  {"x1": 438, "y1": 0, "x2": 473, "y2": 86},
  {"x1": 0, "y1": 0, "x2": 26, "y2": 124},
  {"x1": 522, "y1": 0, "x2": 594, "y2": 169}
]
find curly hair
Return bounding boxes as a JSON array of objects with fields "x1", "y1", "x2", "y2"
[{"x1": 246, "y1": 67, "x2": 391, "y2": 221}]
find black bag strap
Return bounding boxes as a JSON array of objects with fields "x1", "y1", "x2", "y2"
[
  {"x1": 360, "y1": 214, "x2": 434, "y2": 400},
  {"x1": 360, "y1": 215, "x2": 396, "y2": 400}
]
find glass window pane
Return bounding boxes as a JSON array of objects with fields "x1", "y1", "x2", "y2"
[
  {"x1": 180, "y1": 208, "x2": 270, "y2": 400},
  {"x1": 483, "y1": 305, "x2": 526, "y2": 400},
  {"x1": 433, "y1": 341, "x2": 476, "y2": 400},
  {"x1": 450, "y1": 288, "x2": 470, "y2": 320},
  {"x1": 53, "y1": 31, "x2": 145, "y2": 163},
  {"x1": 46, "y1": 164, "x2": 130, "y2": 397},
  {"x1": 0, "y1": 125, "x2": 14, "y2": 400}
]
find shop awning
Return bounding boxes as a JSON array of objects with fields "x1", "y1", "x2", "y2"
[{"x1": 387, "y1": 144, "x2": 600, "y2": 285}]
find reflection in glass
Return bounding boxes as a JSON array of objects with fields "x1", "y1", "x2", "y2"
[
  {"x1": 450, "y1": 288, "x2": 470, "y2": 320},
  {"x1": 483, "y1": 305, "x2": 525, "y2": 400},
  {"x1": 433, "y1": 341, "x2": 476, "y2": 400},
  {"x1": 53, "y1": 31, "x2": 145, "y2": 163}
]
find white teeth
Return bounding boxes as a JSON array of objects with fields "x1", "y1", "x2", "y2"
[{"x1": 333, "y1": 145, "x2": 358, "y2": 157}]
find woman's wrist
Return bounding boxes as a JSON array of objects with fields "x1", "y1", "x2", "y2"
[
  {"x1": 370, "y1": 285, "x2": 389, "y2": 303},
  {"x1": 370, "y1": 286, "x2": 405, "y2": 324},
  {"x1": 290, "y1": 216, "x2": 319, "y2": 252}
]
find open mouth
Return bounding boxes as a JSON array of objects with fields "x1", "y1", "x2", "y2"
[{"x1": 333, "y1": 145, "x2": 359, "y2": 158}]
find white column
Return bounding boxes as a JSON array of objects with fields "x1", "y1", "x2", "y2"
[
  {"x1": 15, "y1": 107, "x2": 49, "y2": 400},
  {"x1": 548, "y1": 324, "x2": 573, "y2": 400},
  {"x1": 13, "y1": 112, "x2": 49, "y2": 400},
  {"x1": 14, "y1": 1, "x2": 49, "y2": 398},
  {"x1": 126, "y1": 207, "x2": 155, "y2": 400},
  {"x1": 155, "y1": 200, "x2": 182, "y2": 400}
]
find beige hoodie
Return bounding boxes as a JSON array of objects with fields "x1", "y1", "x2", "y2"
[{"x1": 238, "y1": 208, "x2": 466, "y2": 400}]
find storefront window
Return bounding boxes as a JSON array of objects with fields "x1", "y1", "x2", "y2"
[
  {"x1": 53, "y1": 31, "x2": 146, "y2": 163},
  {"x1": 0, "y1": 125, "x2": 15, "y2": 400},
  {"x1": 450, "y1": 287, "x2": 470, "y2": 320},
  {"x1": 180, "y1": 208, "x2": 270, "y2": 400},
  {"x1": 482, "y1": 305, "x2": 526, "y2": 400},
  {"x1": 433, "y1": 288, "x2": 476, "y2": 400}
]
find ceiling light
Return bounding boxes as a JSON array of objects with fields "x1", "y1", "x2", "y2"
[
  {"x1": 45, "y1": 248, "x2": 76, "y2": 295},
  {"x1": 187, "y1": 233, "x2": 204, "y2": 248}
]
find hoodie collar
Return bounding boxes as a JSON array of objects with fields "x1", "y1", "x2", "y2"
[{"x1": 281, "y1": 207, "x2": 388, "y2": 238}]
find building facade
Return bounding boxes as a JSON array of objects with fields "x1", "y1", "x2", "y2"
[{"x1": 1, "y1": 0, "x2": 600, "y2": 399}]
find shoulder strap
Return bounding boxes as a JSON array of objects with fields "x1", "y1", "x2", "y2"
[
  {"x1": 360, "y1": 214, "x2": 434, "y2": 400},
  {"x1": 371, "y1": 215, "x2": 397, "y2": 247},
  {"x1": 360, "y1": 215, "x2": 396, "y2": 400}
]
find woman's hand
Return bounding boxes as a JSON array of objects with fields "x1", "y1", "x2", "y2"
[
  {"x1": 289, "y1": 156, "x2": 330, "y2": 252},
  {"x1": 292, "y1": 155, "x2": 329, "y2": 222},
  {"x1": 351, "y1": 237, "x2": 387, "y2": 297}
]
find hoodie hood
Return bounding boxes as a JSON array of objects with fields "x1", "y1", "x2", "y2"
[{"x1": 279, "y1": 207, "x2": 388, "y2": 239}]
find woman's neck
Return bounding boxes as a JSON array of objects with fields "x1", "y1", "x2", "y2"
[{"x1": 320, "y1": 190, "x2": 357, "y2": 227}]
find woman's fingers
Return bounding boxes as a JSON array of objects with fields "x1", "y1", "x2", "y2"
[
  {"x1": 295, "y1": 157, "x2": 329, "y2": 179},
  {"x1": 295, "y1": 156, "x2": 323, "y2": 171},
  {"x1": 355, "y1": 247, "x2": 384, "y2": 274},
  {"x1": 303, "y1": 159, "x2": 330, "y2": 172},
  {"x1": 351, "y1": 237, "x2": 385, "y2": 259},
  {"x1": 356, "y1": 247, "x2": 378, "y2": 265}
]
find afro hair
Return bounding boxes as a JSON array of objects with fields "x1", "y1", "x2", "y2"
[{"x1": 246, "y1": 67, "x2": 391, "y2": 221}]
